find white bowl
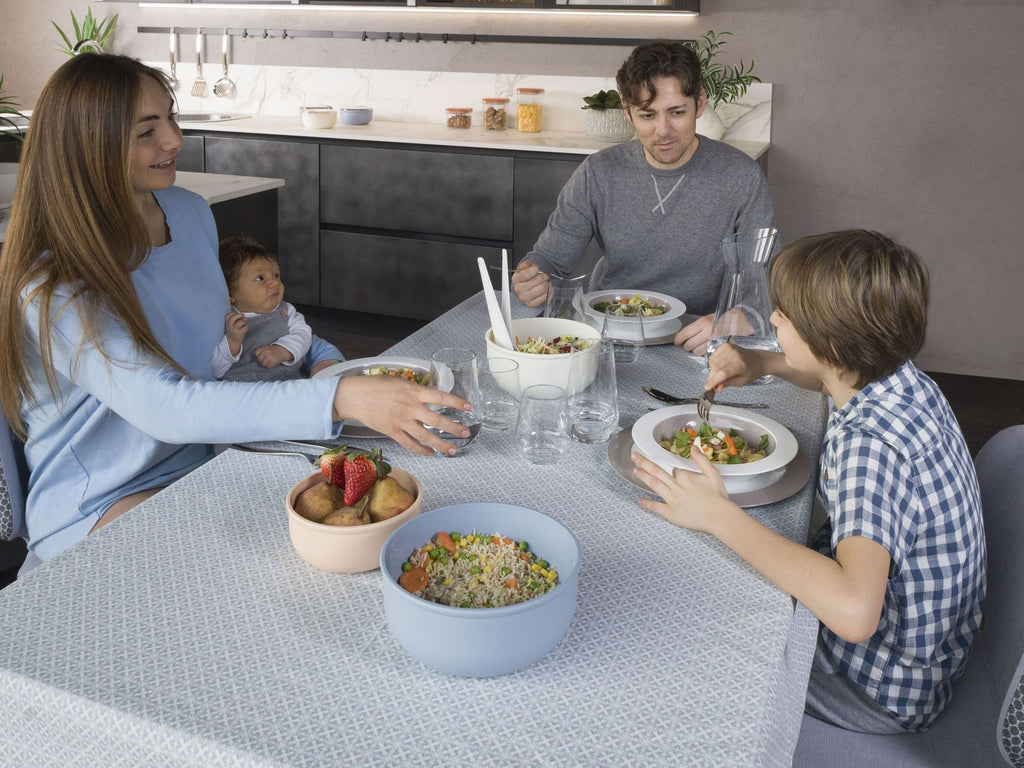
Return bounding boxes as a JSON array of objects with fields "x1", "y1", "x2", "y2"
[
  {"x1": 380, "y1": 502, "x2": 581, "y2": 677},
  {"x1": 582, "y1": 289, "x2": 686, "y2": 341},
  {"x1": 301, "y1": 108, "x2": 338, "y2": 130},
  {"x1": 632, "y1": 404, "x2": 798, "y2": 494},
  {"x1": 485, "y1": 317, "x2": 601, "y2": 398}
]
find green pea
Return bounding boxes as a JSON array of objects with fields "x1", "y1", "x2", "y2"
[
  {"x1": 428, "y1": 549, "x2": 440, "y2": 561},
  {"x1": 518, "y1": 541, "x2": 529, "y2": 552},
  {"x1": 528, "y1": 581, "x2": 538, "y2": 590},
  {"x1": 460, "y1": 601, "x2": 471, "y2": 608},
  {"x1": 501, "y1": 566, "x2": 512, "y2": 576},
  {"x1": 402, "y1": 562, "x2": 412, "y2": 572},
  {"x1": 470, "y1": 565, "x2": 481, "y2": 574},
  {"x1": 450, "y1": 531, "x2": 461, "y2": 541},
  {"x1": 536, "y1": 559, "x2": 549, "y2": 569}
]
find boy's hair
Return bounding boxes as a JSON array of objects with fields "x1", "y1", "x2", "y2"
[
  {"x1": 219, "y1": 235, "x2": 279, "y2": 289},
  {"x1": 615, "y1": 40, "x2": 702, "y2": 110},
  {"x1": 769, "y1": 230, "x2": 929, "y2": 389}
]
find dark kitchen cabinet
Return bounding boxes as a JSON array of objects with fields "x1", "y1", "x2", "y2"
[{"x1": 204, "y1": 136, "x2": 320, "y2": 305}]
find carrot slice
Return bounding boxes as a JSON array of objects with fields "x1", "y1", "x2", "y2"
[
  {"x1": 399, "y1": 567, "x2": 429, "y2": 593},
  {"x1": 436, "y1": 531, "x2": 457, "y2": 553}
]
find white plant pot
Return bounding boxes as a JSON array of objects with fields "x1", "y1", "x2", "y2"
[
  {"x1": 696, "y1": 106, "x2": 725, "y2": 140},
  {"x1": 583, "y1": 109, "x2": 635, "y2": 143}
]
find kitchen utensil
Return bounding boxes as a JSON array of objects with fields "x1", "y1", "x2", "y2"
[
  {"x1": 230, "y1": 444, "x2": 318, "y2": 464},
  {"x1": 501, "y1": 248, "x2": 512, "y2": 339},
  {"x1": 698, "y1": 333, "x2": 732, "y2": 421},
  {"x1": 169, "y1": 29, "x2": 179, "y2": 91},
  {"x1": 478, "y1": 257, "x2": 514, "y2": 350},
  {"x1": 642, "y1": 386, "x2": 768, "y2": 409},
  {"x1": 191, "y1": 33, "x2": 208, "y2": 98},
  {"x1": 213, "y1": 29, "x2": 236, "y2": 98}
]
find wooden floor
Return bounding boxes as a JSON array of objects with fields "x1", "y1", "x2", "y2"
[{"x1": 1, "y1": 306, "x2": 1021, "y2": 588}]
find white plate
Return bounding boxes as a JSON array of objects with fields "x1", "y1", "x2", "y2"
[
  {"x1": 582, "y1": 290, "x2": 687, "y2": 342},
  {"x1": 312, "y1": 357, "x2": 452, "y2": 438}
]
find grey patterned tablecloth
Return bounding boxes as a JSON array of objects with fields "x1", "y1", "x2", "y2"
[{"x1": 0, "y1": 293, "x2": 827, "y2": 768}]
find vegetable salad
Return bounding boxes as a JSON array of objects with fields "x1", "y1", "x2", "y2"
[
  {"x1": 515, "y1": 335, "x2": 593, "y2": 355},
  {"x1": 592, "y1": 293, "x2": 668, "y2": 317},
  {"x1": 659, "y1": 422, "x2": 770, "y2": 464}
]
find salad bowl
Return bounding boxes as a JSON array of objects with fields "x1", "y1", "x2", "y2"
[
  {"x1": 582, "y1": 290, "x2": 686, "y2": 341},
  {"x1": 485, "y1": 317, "x2": 600, "y2": 398},
  {"x1": 632, "y1": 404, "x2": 798, "y2": 494}
]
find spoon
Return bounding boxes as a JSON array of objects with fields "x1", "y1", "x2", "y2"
[
  {"x1": 169, "y1": 29, "x2": 179, "y2": 91},
  {"x1": 642, "y1": 386, "x2": 768, "y2": 409},
  {"x1": 213, "y1": 29, "x2": 237, "y2": 99}
]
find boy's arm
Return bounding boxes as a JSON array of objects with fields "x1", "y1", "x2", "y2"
[
  {"x1": 632, "y1": 450, "x2": 890, "y2": 643},
  {"x1": 706, "y1": 343, "x2": 827, "y2": 394}
]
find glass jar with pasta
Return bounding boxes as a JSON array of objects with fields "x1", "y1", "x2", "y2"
[{"x1": 516, "y1": 87, "x2": 544, "y2": 132}]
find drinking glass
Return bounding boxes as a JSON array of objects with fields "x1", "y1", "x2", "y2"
[
  {"x1": 543, "y1": 274, "x2": 587, "y2": 323},
  {"x1": 601, "y1": 305, "x2": 646, "y2": 364},
  {"x1": 565, "y1": 339, "x2": 619, "y2": 444},
  {"x1": 427, "y1": 348, "x2": 482, "y2": 456},
  {"x1": 516, "y1": 384, "x2": 571, "y2": 464},
  {"x1": 476, "y1": 358, "x2": 520, "y2": 431}
]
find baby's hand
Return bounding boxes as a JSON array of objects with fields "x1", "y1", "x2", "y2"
[
  {"x1": 224, "y1": 312, "x2": 248, "y2": 345},
  {"x1": 255, "y1": 344, "x2": 293, "y2": 369}
]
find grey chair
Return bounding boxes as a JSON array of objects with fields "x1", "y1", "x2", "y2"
[{"x1": 792, "y1": 424, "x2": 1024, "y2": 767}]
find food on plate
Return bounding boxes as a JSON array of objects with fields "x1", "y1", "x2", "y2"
[
  {"x1": 591, "y1": 293, "x2": 668, "y2": 317},
  {"x1": 659, "y1": 422, "x2": 770, "y2": 464},
  {"x1": 515, "y1": 334, "x2": 593, "y2": 355},
  {"x1": 294, "y1": 482, "x2": 347, "y2": 523},
  {"x1": 306, "y1": 446, "x2": 415, "y2": 526},
  {"x1": 367, "y1": 476, "x2": 415, "y2": 523},
  {"x1": 399, "y1": 531, "x2": 559, "y2": 608},
  {"x1": 364, "y1": 365, "x2": 429, "y2": 386}
]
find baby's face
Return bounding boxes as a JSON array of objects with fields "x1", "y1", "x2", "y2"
[{"x1": 229, "y1": 257, "x2": 285, "y2": 314}]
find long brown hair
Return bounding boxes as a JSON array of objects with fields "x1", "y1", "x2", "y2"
[{"x1": 0, "y1": 54, "x2": 185, "y2": 436}]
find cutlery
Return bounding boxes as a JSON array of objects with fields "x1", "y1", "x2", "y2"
[
  {"x1": 642, "y1": 386, "x2": 768, "y2": 409},
  {"x1": 191, "y1": 33, "x2": 208, "y2": 98},
  {"x1": 500, "y1": 248, "x2": 512, "y2": 337},
  {"x1": 169, "y1": 28, "x2": 179, "y2": 91},
  {"x1": 478, "y1": 257, "x2": 514, "y2": 350},
  {"x1": 230, "y1": 444, "x2": 318, "y2": 464},
  {"x1": 212, "y1": 29, "x2": 237, "y2": 99},
  {"x1": 697, "y1": 334, "x2": 732, "y2": 421}
]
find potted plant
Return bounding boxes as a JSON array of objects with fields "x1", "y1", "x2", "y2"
[
  {"x1": 687, "y1": 30, "x2": 761, "y2": 140},
  {"x1": 52, "y1": 9, "x2": 118, "y2": 56},
  {"x1": 581, "y1": 89, "x2": 634, "y2": 143},
  {"x1": 0, "y1": 75, "x2": 27, "y2": 142}
]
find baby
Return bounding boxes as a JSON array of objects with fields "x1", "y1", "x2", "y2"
[{"x1": 210, "y1": 236, "x2": 312, "y2": 382}]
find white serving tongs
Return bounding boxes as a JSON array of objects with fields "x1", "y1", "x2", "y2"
[{"x1": 478, "y1": 255, "x2": 514, "y2": 350}]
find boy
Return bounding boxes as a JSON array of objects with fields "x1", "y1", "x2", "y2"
[
  {"x1": 631, "y1": 230, "x2": 986, "y2": 733},
  {"x1": 211, "y1": 236, "x2": 312, "y2": 382}
]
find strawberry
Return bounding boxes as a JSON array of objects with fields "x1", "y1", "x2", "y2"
[
  {"x1": 342, "y1": 447, "x2": 390, "y2": 507},
  {"x1": 317, "y1": 446, "x2": 347, "y2": 487}
]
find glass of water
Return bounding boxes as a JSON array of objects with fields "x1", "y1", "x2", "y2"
[
  {"x1": 565, "y1": 339, "x2": 619, "y2": 443},
  {"x1": 427, "y1": 348, "x2": 482, "y2": 456},
  {"x1": 516, "y1": 384, "x2": 570, "y2": 464},
  {"x1": 601, "y1": 305, "x2": 646, "y2": 364}
]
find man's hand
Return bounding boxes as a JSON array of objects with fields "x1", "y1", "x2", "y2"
[
  {"x1": 511, "y1": 261, "x2": 550, "y2": 308},
  {"x1": 255, "y1": 344, "x2": 293, "y2": 369},
  {"x1": 673, "y1": 313, "x2": 714, "y2": 355}
]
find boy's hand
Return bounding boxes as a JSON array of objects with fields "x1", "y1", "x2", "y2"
[
  {"x1": 511, "y1": 261, "x2": 550, "y2": 308},
  {"x1": 704, "y1": 341, "x2": 763, "y2": 393},
  {"x1": 255, "y1": 344, "x2": 293, "y2": 368},
  {"x1": 224, "y1": 312, "x2": 248, "y2": 345},
  {"x1": 631, "y1": 449, "x2": 733, "y2": 534}
]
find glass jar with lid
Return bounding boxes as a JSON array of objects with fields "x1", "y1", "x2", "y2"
[
  {"x1": 481, "y1": 97, "x2": 510, "y2": 131},
  {"x1": 516, "y1": 88, "x2": 545, "y2": 132},
  {"x1": 445, "y1": 107, "x2": 472, "y2": 129}
]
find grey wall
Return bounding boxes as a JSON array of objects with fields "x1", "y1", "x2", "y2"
[{"x1": 2, "y1": 0, "x2": 1022, "y2": 379}]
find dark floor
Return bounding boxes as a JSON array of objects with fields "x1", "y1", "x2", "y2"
[{"x1": 1, "y1": 307, "x2": 1021, "y2": 589}]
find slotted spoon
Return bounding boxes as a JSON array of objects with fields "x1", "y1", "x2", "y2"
[
  {"x1": 213, "y1": 29, "x2": 236, "y2": 98},
  {"x1": 190, "y1": 33, "x2": 208, "y2": 98}
]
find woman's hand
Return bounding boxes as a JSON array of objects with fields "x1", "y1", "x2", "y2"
[
  {"x1": 511, "y1": 261, "x2": 550, "y2": 308},
  {"x1": 631, "y1": 449, "x2": 734, "y2": 534},
  {"x1": 332, "y1": 375, "x2": 472, "y2": 456}
]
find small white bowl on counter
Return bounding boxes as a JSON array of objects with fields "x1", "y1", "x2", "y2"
[{"x1": 300, "y1": 106, "x2": 338, "y2": 130}]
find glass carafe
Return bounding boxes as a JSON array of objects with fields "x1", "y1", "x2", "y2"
[{"x1": 707, "y1": 228, "x2": 781, "y2": 378}]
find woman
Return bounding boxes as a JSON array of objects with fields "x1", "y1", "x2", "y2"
[{"x1": 0, "y1": 54, "x2": 469, "y2": 564}]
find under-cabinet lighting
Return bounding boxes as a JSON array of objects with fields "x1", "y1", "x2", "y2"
[{"x1": 139, "y1": 3, "x2": 697, "y2": 17}]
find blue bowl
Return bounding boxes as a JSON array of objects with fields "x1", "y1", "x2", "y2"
[
  {"x1": 340, "y1": 107, "x2": 373, "y2": 126},
  {"x1": 380, "y1": 502, "x2": 581, "y2": 677}
]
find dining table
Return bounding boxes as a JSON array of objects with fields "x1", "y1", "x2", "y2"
[{"x1": 0, "y1": 292, "x2": 828, "y2": 767}]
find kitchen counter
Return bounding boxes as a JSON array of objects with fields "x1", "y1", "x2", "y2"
[
  {"x1": 179, "y1": 114, "x2": 769, "y2": 161},
  {"x1": 0, "y1": 170, "x2": 283, "y2": 244}
]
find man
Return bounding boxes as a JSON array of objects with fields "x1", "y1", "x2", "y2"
[{"x1": 512, "y1": 39, "x2": 776, "y2": 354}]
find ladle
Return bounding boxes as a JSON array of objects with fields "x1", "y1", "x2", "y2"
[{"x1": 213, "y1": 29, "x2": 237, "y2": 99}]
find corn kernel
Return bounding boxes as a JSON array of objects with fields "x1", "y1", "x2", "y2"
[
  {"x1": 531, "y1": 564, "x2": 541, "y2": 572},
  {"x1": 484, "y1": 565, "x2": 493, "y2": 573},
  {"x1": 444, "y1": 577, "x2": 453, "y2": 585},
  {"x1": 547, "y1": 572, "x2": 557, "y2": 581}
]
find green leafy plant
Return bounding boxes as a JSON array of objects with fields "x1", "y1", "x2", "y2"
[
  {"x1": 52, "y1": 9, "x2": 118, "y2": 57},
  {"x1": 0, "y1": 75, "x2": 27, "y2": 142},
  {"x1": 687, "y1": 31, "x2": 760, "y2": 109},
  {"x1": 582, "y1": 89, "x2": 623, "y2": 111}
]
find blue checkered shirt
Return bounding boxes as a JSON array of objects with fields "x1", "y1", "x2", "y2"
[{"x1": 811, "y1": 362, "x2": 986, "y2": 731}]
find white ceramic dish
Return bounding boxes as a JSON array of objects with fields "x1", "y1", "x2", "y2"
[
  {"x1": 485, "y1": 317, "x2": 601, "y2": 398},
  {"x1": 312, "y1": 357, "x2": 452, "y2": 435},
  {"x1": 582, "y1": 290, "x2": 686, "y2": 341},
  {"x1": 300, "y1": 107, "x2": 337, "y2": 129},
  {"x1": 631, "y1": 404, "x2": 798, "y2": 494}
]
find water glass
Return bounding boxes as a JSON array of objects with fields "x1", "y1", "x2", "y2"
[
  {"x1": 428, "y1": 348, "x2": 482, "y2": 456},
  {"x1": 565, "y1": 339, "x2": 619, "y2": 444},
  {"x1": 543, "y1": 274, "x2": 587, "y2": 323},
  {"x1": 601, "y1": 305, "x2": 646, "y2": 364},
  {"x1": 516, "y1": 384, "x2": 571, "y2": 464},
  {"x1": 476, "y1": 358, "x2": 520, "y2": 431}
]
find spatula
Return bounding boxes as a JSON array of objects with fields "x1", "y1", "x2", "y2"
[
  {"x1": 191, "y1": 33, "x2": 208, "y2": 98},
  {"x1": 478, "y1": 257, "x2": 514, "y2": 350}
]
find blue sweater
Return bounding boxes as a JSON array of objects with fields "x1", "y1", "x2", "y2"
[{"x1": 21, "y1": 186, "x2": 340, "y2": 561}]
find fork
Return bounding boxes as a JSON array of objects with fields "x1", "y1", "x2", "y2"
[
  {"x1": 698, "y1": 334, "x2": 732, "y2": 421},
  {"x1": 191, "y1": 33, "x2": 208, "y2": 98}
]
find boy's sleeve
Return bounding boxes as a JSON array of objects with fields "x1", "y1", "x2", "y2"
[
  {"x1": 209, "y1": 334, "x2": 239, "y2": 379},
  {"x1": 273, "y1": 304, "x2": 313, "y2": 368}
]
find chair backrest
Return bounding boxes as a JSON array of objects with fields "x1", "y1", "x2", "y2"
[
  {"x1": 973, "y1": 425, "x2": 1024, "y2": 767},
  {"x1": 0, "y1": 404, "x2": 27, "y2": 542}
]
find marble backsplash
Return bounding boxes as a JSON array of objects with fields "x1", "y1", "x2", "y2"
[{"x1": 159, "y1": 62, "x2": 771, "y2": 142}]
